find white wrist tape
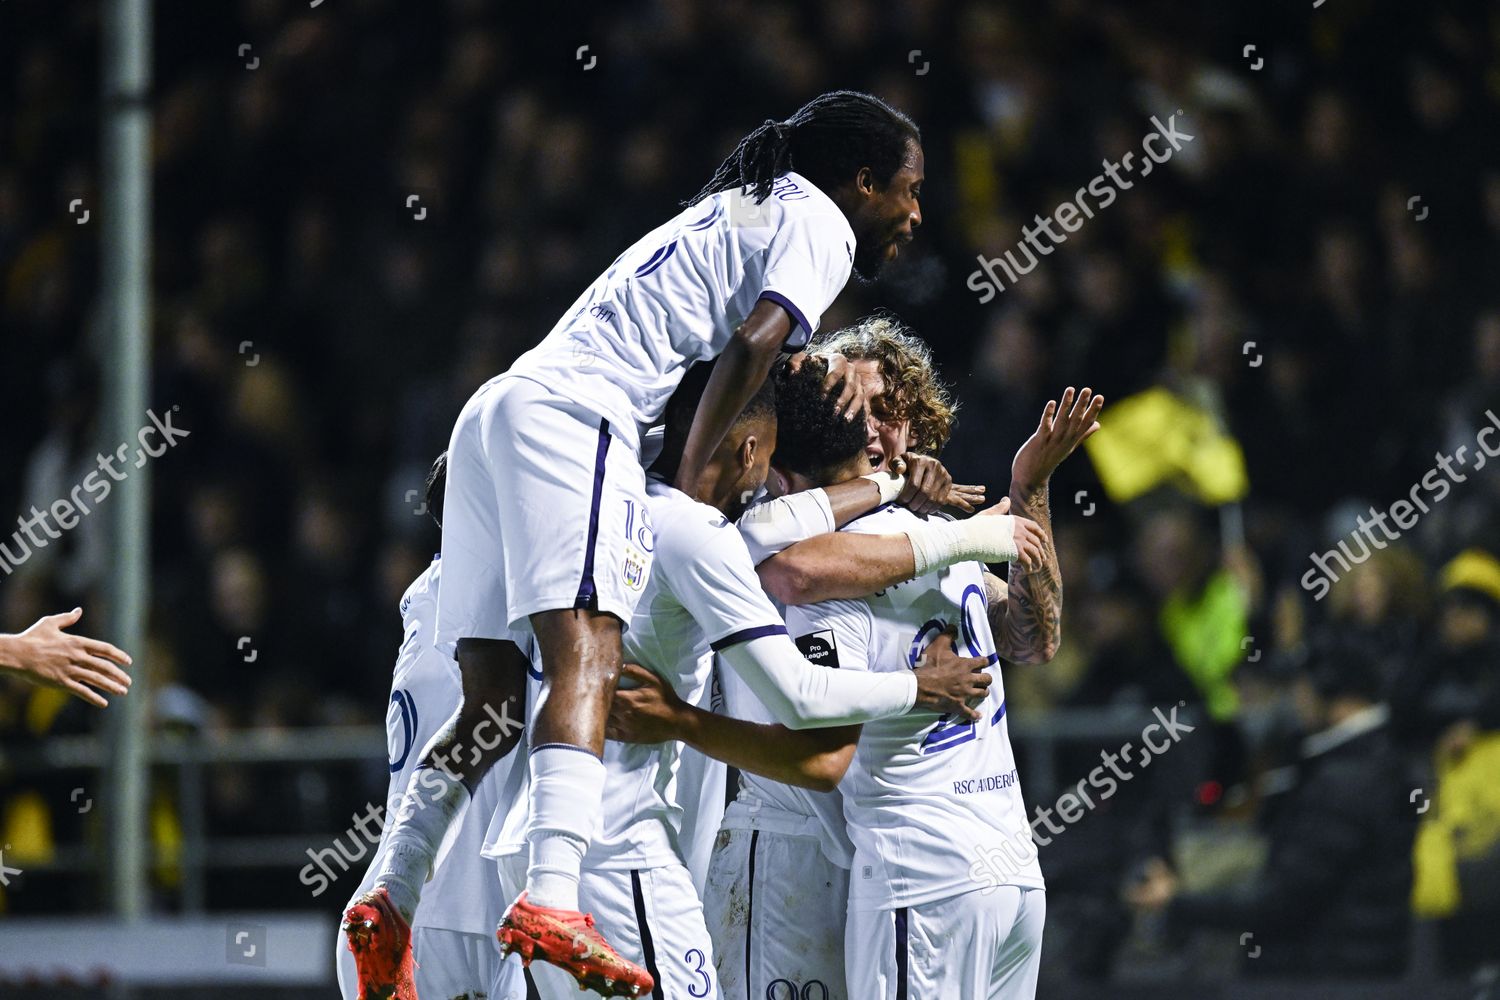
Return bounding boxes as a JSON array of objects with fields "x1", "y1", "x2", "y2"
[
  {"x1": 904, "y1": 516, "x2": 1019, "y2": 576},
  {"x1": 861, "y1": 471, "x2": 906, "y2": 505}
]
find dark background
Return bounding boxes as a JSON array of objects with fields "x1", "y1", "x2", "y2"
[{"x1": 3, "y1": 0, "x2": 1498, "y2": 992}]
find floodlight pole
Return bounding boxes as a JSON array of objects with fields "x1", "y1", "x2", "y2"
[{"x1": 102, "y1": 0, "x2": 153, "y2": 922}]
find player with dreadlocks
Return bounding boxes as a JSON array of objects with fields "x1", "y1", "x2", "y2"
[{"x1": 343, "y1": 91, "x2": 928, "y2": 998}]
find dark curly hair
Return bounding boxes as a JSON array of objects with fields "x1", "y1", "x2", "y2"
[
  {"x1": 812, "y1": 315, "x2": 956, "y2": 455},
  {"x1": 771, "y1": 356, "x2": 868, "y2": 478},
  {"x1": 654, "y1": 361, "x2": 777, "y2": 481}
]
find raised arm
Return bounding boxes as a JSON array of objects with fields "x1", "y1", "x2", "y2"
[
  {"x1": 674, "y1": 299, "x2": 792, "y2": 494},
  {"x1": 992, "y1": 388, "x2": 1103, "y2": 664},
  {"x1": 607, "y1": 664, "x2": 858, "y2": 792}
]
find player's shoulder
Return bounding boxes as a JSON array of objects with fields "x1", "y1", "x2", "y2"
[
  {"x1": 646, "y1": 479, "x2": 743, "y2": 554},
  {"x1": 733, "y1": 489, "x2": 780, "y2": 529},
  {"x1": 763, "y1": 173, "x2": 854, "y2": 234},
  {"x1": 785, "y1": 594, "x2": 874, "y2": 661},
  {"x1": 400, "y1": 556, "x2": 441, "y2": 621},
  {"x1": 777, "y1": 172, "x2": 840, "y2": 214}
]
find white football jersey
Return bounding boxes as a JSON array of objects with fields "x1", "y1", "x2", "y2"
[
  {"x1": 591, "y1": 480, "x2": 791, "y2": 870},
  {"x1": 484, "y1": 479, "x2": 789, "y2": 871},
  {"x1": 786, "y1": 504, "x2": 1045, "y2": 911},
  {"x1": 674, "y1": 665, "x2": 729, "y2": 896},
  {"x1": 505, "y1": 172, "x2": 856, "y2": 446},
  {"x1": 720, "y1": 490, "x2": 853, "y2": 868}
]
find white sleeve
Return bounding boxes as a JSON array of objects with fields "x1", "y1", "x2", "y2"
[
  {"x1": 665, "y1": 510, "x2": 913, "y2": 726},
  {"x1": 758, "y1": 212, "x2": 854, "y2": 350},
  {"x1": 717, "y1": 599, "x2": 914, "y2": 729},
  {"x1": 736, "y1": 490, "x2": 836, "y2": 566},
  {"x1": 660, "y1": 514, "x2": 790, "y2": 651}
]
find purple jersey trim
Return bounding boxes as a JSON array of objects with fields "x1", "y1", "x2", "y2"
[
  {"x1": 709, "y1": 624, "x2": 789, "y2": 652},
  {"x1": 758, "y1": 290, "x2": 814, "y2": 349}
]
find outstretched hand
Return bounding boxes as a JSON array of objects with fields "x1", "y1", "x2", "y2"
[
  {"x1": 1012, "y1": 387, "x2": 1104, "y2": 489},
  {"x1": 0, "y1": 608, "x2": 133, "y2": 709}
]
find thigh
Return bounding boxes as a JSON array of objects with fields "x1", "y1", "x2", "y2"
[
  {"x1": 849, "y1": 889, "x2": 1024, "y2": 1000},
  {"x1": 704, "y1": 830, "x2": 751, "y2": 999},
  {"x1": 489, "y1": 378, "x2": 654, "y2": 628},
  {"x1": 843, "y1": 905, "x2": 897, "y2": 1000},
  {"x1": 628, "y1": 864, "x2": 719, "y2": 1000},
  {"x1": 437, "y1": 378, "x2": 519, "y2": 647},
  {"x1": 989, "y1": 888, "x2": 1044, "y2": 1000}
]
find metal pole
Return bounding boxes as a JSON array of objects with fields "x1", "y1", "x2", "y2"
[{"x1": 102, "y1": 0, "x2": 153, "y2": 921}]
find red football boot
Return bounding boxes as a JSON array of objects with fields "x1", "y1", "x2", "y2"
[
  {"x1": 496, "y1": 891, "x2": 654, "y2": 997},
  {"x1": 342, "y1": 886, "x2": 418, "y2": 1000}
]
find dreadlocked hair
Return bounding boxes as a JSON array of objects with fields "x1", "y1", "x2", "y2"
[
  {"x1": 688, "y1": 90, "x2": 920, "y2": 206},
  {"x1": 812, "y1": 315, "x2": 957, "y2": 456},
  {"x1": 424, "y1": 451, "x2": 447, "y2": 529}
]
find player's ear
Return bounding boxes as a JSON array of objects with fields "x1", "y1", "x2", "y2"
[
  {"x1": 855, "y1": 166, "x2": 876, "y2": 198},
  {"x1": 739, "y1": 434, "x2": 758, "y2": 471},
  {"x1": 768, "y1": 465, "x2": 789, "y2": 496}
]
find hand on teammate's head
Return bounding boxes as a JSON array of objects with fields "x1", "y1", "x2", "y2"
[{"x1": 788, "y1": 350, "x2": 866, "y2": 422}]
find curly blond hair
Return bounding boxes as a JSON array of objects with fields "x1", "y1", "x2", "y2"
[{"x1": 812, "y1": 315, "x2": 957, "y2": 455}]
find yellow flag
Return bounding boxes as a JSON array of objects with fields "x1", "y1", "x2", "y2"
[{"x1": 1084, "y1": 386, "x2": 1249, "y2": 505}]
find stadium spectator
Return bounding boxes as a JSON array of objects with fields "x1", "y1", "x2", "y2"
[{"x1": 1127, "y1": 638, "x2": 1417, "y2": 978}]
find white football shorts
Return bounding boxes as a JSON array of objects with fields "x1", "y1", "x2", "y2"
[
  {"x1": 705, "y1": 828, "x2": 848, "y2": 1000},
  {"x1": 844, "y1": 885, "x2": 1044, "y2": 1000},
  {"x1": 438, "y1": 375, "x2": 655, "y2": 645}
]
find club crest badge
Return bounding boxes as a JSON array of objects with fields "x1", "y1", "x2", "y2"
[{"x1": 623, "y1": 547, "x2": 649, "y2": 591}]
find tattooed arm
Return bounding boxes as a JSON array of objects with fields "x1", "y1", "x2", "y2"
[
  {"x1": 992, "y1": 483, "x2": 1062, "y2": 663},
  {"x1": 990, "y1": 388, "x2": 1104, "y2": 664}
]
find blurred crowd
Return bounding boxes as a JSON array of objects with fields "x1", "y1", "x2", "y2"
[{"x1": 3, "y1": 0, "x2": 1499, "y2": 987}]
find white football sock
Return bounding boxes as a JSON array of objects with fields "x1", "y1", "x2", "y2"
[
  {"x1": 524, "y1": 744, "x2": 605, "y2": 910},
  {"x1": 375, "y1": 765, "x2": 469, "y2": 921}
]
